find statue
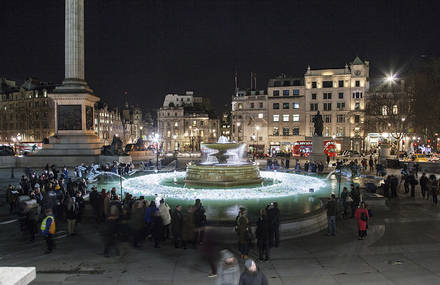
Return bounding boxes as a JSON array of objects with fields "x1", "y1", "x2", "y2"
[
  {"x1": 101, "y1": 135, "x2": 125, "y2": 156},
  {"x1": 312, "y1": 111, "x2": 324, "y2": 136}
]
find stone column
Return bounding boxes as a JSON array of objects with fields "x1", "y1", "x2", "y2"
[{"x1": 65, "y1": 0, "x2": 85, "y2": 80}]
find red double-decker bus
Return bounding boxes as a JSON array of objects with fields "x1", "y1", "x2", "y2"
[{"x1": 292, "y1": 140, "x2": 338, "y2": 158}]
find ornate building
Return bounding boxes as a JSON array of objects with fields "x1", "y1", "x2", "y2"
[
  {"x1": 158, "y1": 92, "x2": 219, "y2": 153},
  {"x1": 231, "y1": 89, "x2": 268, "y2": 154},
  {"x1": 0, "y1": 78, "x2": 57, "y2": 143},
  {"x1": 94, "y1": 103, "x2": 124, "y2": 145},
  {"x1": 304, "y1": 57, "x2": 370, "y2": 151}
]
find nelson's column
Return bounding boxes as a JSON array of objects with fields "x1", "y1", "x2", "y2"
[{"x1": 36, "y1": 0, "x2": 102, "y2": 161}]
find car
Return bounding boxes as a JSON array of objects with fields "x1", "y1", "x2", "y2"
[
  {"x1": 0, "y1": 145, "x2": 15, "y2": 156},
  {"x1": 412, "y1": 154, "x2": 428, "y2": 162}
]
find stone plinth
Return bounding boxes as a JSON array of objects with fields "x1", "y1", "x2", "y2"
[
  {"x1": 311, "y1": 135, "x2": 326, "y2": 164},
  {"x1": 0, "y1": 267, "x2": 36, "y2": 285},
  {"x1": 185, "y1": 164, "x2": 263, "y2": 187}
]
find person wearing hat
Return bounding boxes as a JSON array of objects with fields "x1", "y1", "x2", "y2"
[
  {"x1": 216, "y1": 249, "x2": 240, "y2": 285},
  {"x1": 239, "y1": 259, "x2": 268, "y2": 285}
]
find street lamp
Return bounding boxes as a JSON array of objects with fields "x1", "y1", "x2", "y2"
[
  {"x1": 385, "y1": 73, "x2": 397, "y2": 84},
  {"x1": 255, "y1": 125, "x2": 260, "y2": 155},
  {"x1": 153, "y1": 133, "x2": 160, "y2": 170}
]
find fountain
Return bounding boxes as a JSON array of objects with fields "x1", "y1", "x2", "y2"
[{"x1": 184, "y1": 136, "x2": 263, "y2": 187}]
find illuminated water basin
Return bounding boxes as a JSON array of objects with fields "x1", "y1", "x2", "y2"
[{"x1": 93, "y1": 171, "x2": 349, "y2": 223}]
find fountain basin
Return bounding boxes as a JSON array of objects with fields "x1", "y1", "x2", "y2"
[{"x1": 185, "y1": 164, "x2": 263, "y2": 187}]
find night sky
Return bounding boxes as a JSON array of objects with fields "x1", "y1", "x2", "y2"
[{"x1": 1, "y1": 0, "x2": 439, "y2": 112}]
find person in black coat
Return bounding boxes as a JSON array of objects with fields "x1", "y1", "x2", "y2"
[
  {"x1": 267, "y1": 202, "x2": 280, "y2": 248},
  {"x1": 420, "y1": 172, "x2": 429, "y2": 199},
  {"x1": 255, "y1": 209, "x2": 270, "y2": 261},
  {"x1": 171, "y1": 205, "x2": 184, "y2": 248},
  {"x1": 151, "y1": 211, "x2": 163, "y2": 248}
]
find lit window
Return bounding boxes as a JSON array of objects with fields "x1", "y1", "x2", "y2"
[
  {"x1": 273, "y1": 115, "x2": 279, "y2": 122},
  {"x1": 392, "y1": 105, "x2": 398, "y2": 115},
  {"x1": 258, "y1": 113, "x2": 264, "y2": 119},
  {"x1": 293, "y1": 103, "x2": 299, "y2": 109},
  {"x1": 283, "y1": 115, "x2": 289, "y2": 122},
  {"x1": 382, "y1": 106, "x2": 388, "y2": 116},
  {"x1": 174, "y1": 122, "x2": 178, "y2": 127},
  {"x1": 293, "y1": 114, "x2": 300, "y2": 122}
]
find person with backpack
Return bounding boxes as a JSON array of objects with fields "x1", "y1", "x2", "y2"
[
  {"x1": 354, "y1": 201, "x2": 369, "y2": 240},
  {"x1": 41, "y1": 208, "x2": 56, "y2": 254}
]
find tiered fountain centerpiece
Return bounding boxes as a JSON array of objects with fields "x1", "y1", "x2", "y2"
[{"x1": 184, "y1": 136, "x2": 263, "y2": 187}]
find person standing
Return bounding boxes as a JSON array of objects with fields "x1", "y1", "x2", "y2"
[
  {"x1": 354, "y1": 201, "x2": 369, "y2": 240},
  {"x1": 409, "y1": 173, "x2": 417, "y2": 198},
  {"x1": 238, "y1": 259, "x2": 269, "y2": 285},
  {"x1": 216, "y1": 249, "x2": 240, "y2": 285},
  {"x1": 236, "y1": 208, "x2": 250, "y2": 259},
  {"x1": 326, "y1": 194, "x2": 337, "y2": 236},
  {"x1": 65, "y1": 197, "x2": 78, "y2": 236},
  {"x1": 255, "y1": 209, "x2": 270, "y2": 261},
  {"x1": 350, "y1": 185, "x2": 360, "y2": 218},
  {"x1": 390, "y1": 175, "x2": 399, "y2": 198},
  {"x1": 429, "y1": 175, "x2": 438, "y2": 206},
  {"x1": 340, "y1": 187, "x2": 351, "y2": 218},
  {"x1": 103, "y1": 204, "x2": 120, "y2": 257},
  {"x1": 6, "y1": 185, "x2": 18, "y2": 215},
  {"x1": 130, "y1": 201, "x2": 145, "y2": 248},
  {"x1": 193, "y1": 199, "x2": 207, "y2": 246},
  {"x1": 171, "y1": 205, "x2": 184, "y2": 248},
  {"x1": 151, "y1": 211, "x2": 163, "y2": 248},
  {"x1": 41, "y1": 209, "x2": 56, "y2": 254},
  {"x1": 182, "y1": 206, "x2": 195, "y2": 249},
  {"x1": 158, "y1": 199, "x2": 171, "y2": 240},
  {"x1": 420, "y1": 173, "x2": 429, "y2": 199},
  {"x1": 27, "y1": 199, "x2": 41, "y2": 242},
  {"x1": 267, "y1": 202, "x2": 280, "y2": 247}
]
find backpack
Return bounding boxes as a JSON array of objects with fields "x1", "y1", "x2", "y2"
[{"x1": 360, "y1": 212, "x2": 368, "y2": 222}]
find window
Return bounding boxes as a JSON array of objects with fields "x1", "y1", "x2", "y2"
[
  {"x1": 293, "y1": 89, "x2": 300, "y2": 95},
  {"x1": 283, "y1": 127, "x2": 289, "y2": 136},
  {"x1": 355, "y1": 80, "x2": 360, "y2": 87},
  {"x1": 293, "y1": 114, "x2": 300, "y2": 122},
  {"x1": 322, "y1": 81, "x2": 333, "y2": 88},
  {"x1": 174, "y1": 122, "x2": 178, "y2": 127},
  {"x1": 337, "y1": 126, "x2": 344, "y2": 137},
  {"x1": 312, "y1": 81, "x2": 317, "y2": 88},
  {"x1": 259, "y1": 102, "x2": 263, "y2": 108},
  {"x1": 273, "y1": 127, "x2": 279, "y2": 136},
  {"x1": 337, "y1": 114, "x2": 344, "y2": 123},
  {"x1": 238, "y1": 103, "x2": 243, "y2": 110},
  {"x1": 193, "y1": 120, "x2": 197, "y2": 126},
  {"x1": 355, "y1": 102, "x2": 360, "y2": 110},
  {"x1": 392, "y1": 105, "x2": 398, "y2": 115},
  {"x1": 283, "y1": 103, "x2": 289, "y2": 109},
  {"x1": 283, "y1": 90, "x2": 289, "y2": 96},
  {"x1": 283, "y1": 114, "x2": 290, "y2": 122},
  {"x1": 250, "y1": 103, "x2": 254, "y2": 109},
  {"x1": 312, "y1": 93, "x2": 317, "y2": 100},
  {"x1": 273, "y1": 103, "x2": 279, "y2": 109},
  {"x1": 293, "y1": 103, "x2": 299, "y2": 109},
  {"x1": 324, "y1": 126, "x2": 330, "y2": 137},
  {"x1": 323, "y1": 93, "x2": 332, "y2": 99},
  {"x1": 274, "y1": 81, "x2": 281, "y2": 87},
  {"x1": 273, "y1": 115, "x2": 279, "y2": 122},
  {"x1": 273, "y1": 90, "x2": 280, "y2": 96},
  {"x1": 324, "y1": 115, "x2": 331, "y2": 123},
  {"x1": 352, "y1": 92, "x2": 363, "y2": 99},
  {"x1": 258, "y1": 113, "x2": 264, "y2": 119},
  {"x1": 337, "y1": 102, "x2": 345, "y2": 110},
  {"x1": 382, "y1": 106, "x2": 388, "y2": 116},
  {"x1": 310, "y1": 103, "x2": 318, "y2": 111},
  {"x1": 338, "y1": 92, "x2": 343, "y2": 99},
  {"x1": 292, "y1": 127, "x2": 299, "y2": 136},
  {"x1": 354, "y1": 115, "x2": 360, "y2": 123},
  {"x1": 324, "y1": 103, "x2": 332, "y2": 111},
  {"x1": 338, "y1": 80, "x2": 344, "y2": 87}
]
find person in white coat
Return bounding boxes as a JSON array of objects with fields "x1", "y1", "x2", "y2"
[{"x1": 158, "y1": 199, "x2": 171, "y2": 240}]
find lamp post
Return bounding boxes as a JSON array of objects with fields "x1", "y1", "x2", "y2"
[
  {"x1": 255, "y1": 125, "x2": 260, "y2": 155},
  {"x1": 153, "y1": 133, "x2": 160, "y2": 170}
]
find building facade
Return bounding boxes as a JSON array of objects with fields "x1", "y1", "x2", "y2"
[
  {"x1": 0, "y1": 78, "x2": 56, "y2": 143},
  {"x1": 94, "y1": 103, "x2": 124, "y2": 145},
  {"x1": 304, "y1": 57, "x2": 370, "y2": 152},
  {"x1": 220, "y1": 111, "x2": 232, "y2": 141},
  {"x1": 266, "y1": 77, "x2": 306, "y2": 154},
  {"x1": 158, "y1": 92, "x2": 219, "y2": 153},
  {"x1": 231, "y1": 90, "x2": 268, "y2": 154}
]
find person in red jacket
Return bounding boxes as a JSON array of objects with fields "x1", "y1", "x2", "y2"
[{"x1": 354, "y1": 201, "x2": 369, "y2": 240}]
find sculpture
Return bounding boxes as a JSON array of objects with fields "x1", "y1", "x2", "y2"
[
  {"x1": 312, "y1": 111, "x2": 324, "y2": 136},
  {"x1": 101, "y1": 135, "x2": 125, "y2": 156}
]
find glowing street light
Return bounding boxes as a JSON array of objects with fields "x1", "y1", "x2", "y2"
[{"x1": 385, "y1": 73, "x2": 397, "y2": 83}]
